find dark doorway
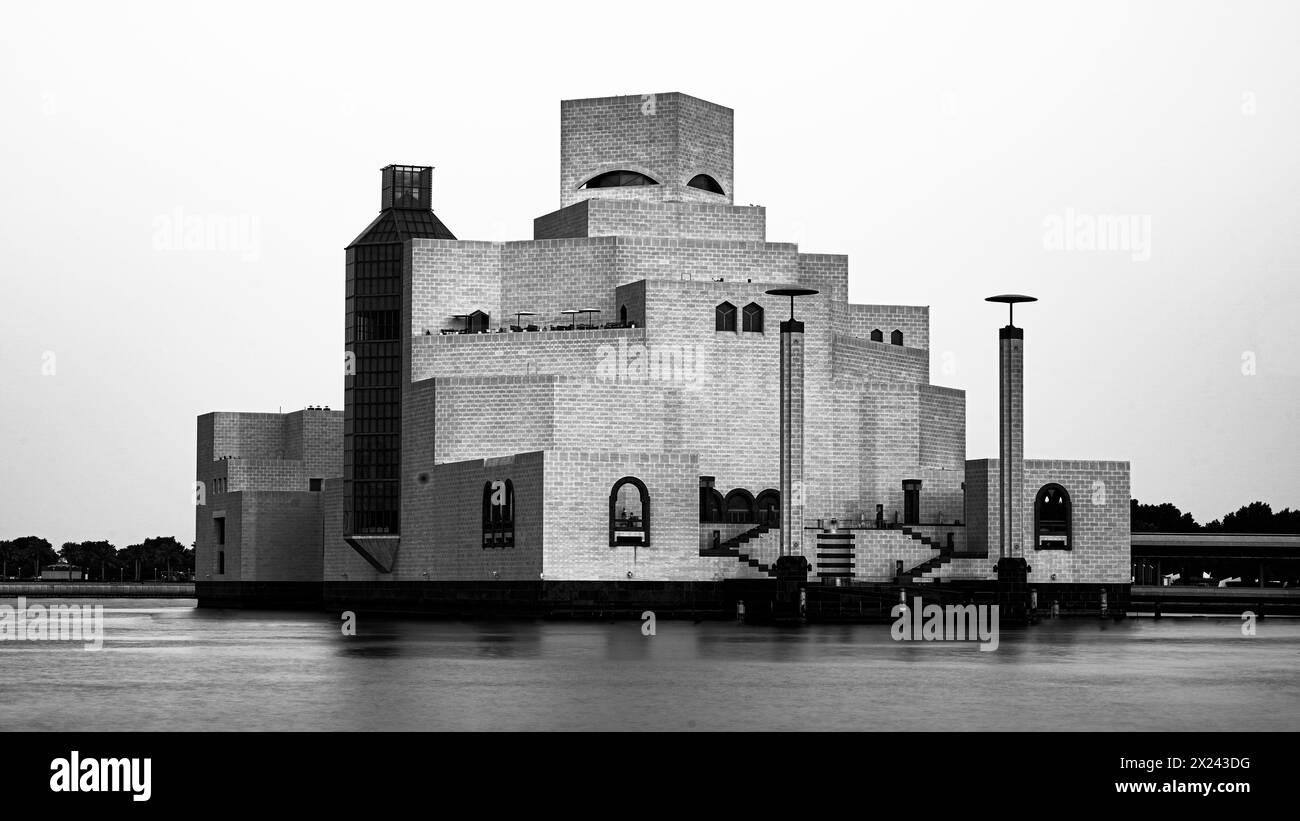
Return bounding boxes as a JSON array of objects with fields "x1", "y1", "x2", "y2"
[
  {"x1": 902, "y1": 480, "x2": 921, "y2": 525},
  {"x1": 699, "y1": 487, "x2": 724, "y2": 522},
  {"x1": 755, "y1": 489, "x2": 780, "y2": 527}
]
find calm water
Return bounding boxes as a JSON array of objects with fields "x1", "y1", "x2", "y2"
[{"x1": 1, "y1": 599, "x2": 1296, "y2": 731}]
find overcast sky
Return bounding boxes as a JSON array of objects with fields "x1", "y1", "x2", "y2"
[{"x1": 1, "y1": 0, "x2": 1297, "y2": 548}]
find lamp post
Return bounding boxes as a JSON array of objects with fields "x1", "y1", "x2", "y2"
[
  {"x1": 985, "y1": 294, "x2": 1036, "y2": 583},
  {"x1": 765, "y1": 288, "x2": 818, "y2": 563}
]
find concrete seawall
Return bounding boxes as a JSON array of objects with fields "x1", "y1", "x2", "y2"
[
  {"x1": 0, "y1": 582, "x2": 195, "y2": 598},
  {"x1": 1130, "y1": 584, "x2": 1300, "y2": 616}
]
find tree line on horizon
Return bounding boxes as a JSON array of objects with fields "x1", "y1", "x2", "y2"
[
  {"x1": 1, "y1": 501, "x2": 1294, "y2": 577},
  {"x1": 1131, "y1": 500, "x2": 1300, "y2": 534},
  {"x1": 0, "y1": 536, "x2": 194, "y2": 580}
]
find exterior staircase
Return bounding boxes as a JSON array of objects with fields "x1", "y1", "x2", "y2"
[
  {"x1": 897, "y1": 526, "x2": 953, "y2": 583},
  {"x1": 701, "y1": 523, "x2": 780, "y2": 578}
]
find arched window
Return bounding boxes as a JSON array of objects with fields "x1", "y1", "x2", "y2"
[
  {"x1": 482, "y1": 479, "x2": 515, "y2": 548},
  {"x1": 755, "y1": 489, "x2": 780, "y2": 527},
  {"x1": 742, "y1": 302, "x2": 764, "y2": 333},
  {"x1": 715, "y1": 301, "x2": 737, "y2": 332},
  {"x1": 1035, "y1": 483, "x2": 1072, "y2": 550},
  {"x1": 610, "y1": 477, "x2": 650, "y2": 546},
  {"x1": 870, "y1": 329, "x2": 883, "y2": 342},
  {"x1": 724, "y1": 489, "x2": 755, "y2": 524},
  {"x1": 619, "y1": 304, "x2": 628, "y2": 326},
  {"x1": 580, "y1": 170, "x2": 659, "y2": 189},
  {"x1": 890, "y1": 329, "x2": 903, "y2": 346},
  {"x1": 686, "y1": 174, "x2": 725, "y2": 195},
  {"x1": 700, "y1": 487, "x2": 725, "y2": 523}
]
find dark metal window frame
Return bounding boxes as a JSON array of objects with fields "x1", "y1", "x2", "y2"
[
  {"x1": 686, "y1": 174, "x2": 725, "y2": 195},
  {"x1": 580, "y1": 170, "x2": 660, "y2": 189},
  {"x1": 345, "y1": 241, "x2": 404, "y2": 535},
  {"x1": 610, "y1": 477, "x2": 650, "y2": 547},
  {"x1": 755, "y1": 489, "x2": 781, "y2": 527},
  {"x1": 700, "y1": 487, "x2": 725, "y2": 523},
  {"x1": 1034, "y1": 483, "x2": 1073, "y2": 550},
  {"x1": 715, "y1": 301, "x2": 737, "y2": 332},
  {"x1": 482, "y1": 479, "x2": 515, "y2": 549},
  {"x1": 724, "y1": 488, "x2": 756, "y2": 524}
]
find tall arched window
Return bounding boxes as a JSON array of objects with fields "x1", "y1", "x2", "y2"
[
  {"x1": 482, "y1": 479, "x2": 515, "y2": 548},
  {"x1": 699, "y1": 487, "x2": 725, "y2": 522},
  {"x1": 890, "y1": 329, "x2": 903, "y2": 346},
  {"x1": 610, "y1": 477, "x2": 650, "y2": 546},
  {"x1": 870, "y1": 329, "x2": 883, "y2": 342},
  {"x1": 581, "y1": 170, "x2": 659, "y2": 189},
  {"x1": 755, "y1": 489, "x2": 780, "y2": 527},
  {"x1": 619, "y1": 304, "x2": 628, "y2": 326},
  {"x1": 1035, "y1": 483, "x2": 1072, "y2": 550},
  {"x1": 742, "y1": 302, "x2": 764, "y2": 333},
  {"x1": 686, "y1": 174, "x2": 725, "y2": 195},
  {"x1": 724, "y1": 489, "x2": 755, "y2": 524},
  {"x1": 715, "y1": 301, "x2": 737, "y2": 332}
]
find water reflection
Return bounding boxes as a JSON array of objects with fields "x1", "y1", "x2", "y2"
[{"x1": 0, "y1": 601, "x2": 1295, "y2": 731}]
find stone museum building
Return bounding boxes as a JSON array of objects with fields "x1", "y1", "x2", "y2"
[{"x1": 194, "y1": 92, "x2": 1130, "y2": 613}]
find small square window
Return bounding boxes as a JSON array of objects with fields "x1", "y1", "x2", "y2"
[{"x1": 310, "y1": 478, "x2": 323, "y2": 492}]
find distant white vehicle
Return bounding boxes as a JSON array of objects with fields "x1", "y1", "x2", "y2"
[{"x1": 1218, "y1": 577, "x2": 1242, "y2": 588}]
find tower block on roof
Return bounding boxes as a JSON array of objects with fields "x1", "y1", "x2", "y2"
[{"x1": 560, "y1": 93, "x2": 734, "y2": 208}]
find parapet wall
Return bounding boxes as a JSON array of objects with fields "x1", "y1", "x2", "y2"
[{"x1": 535, "y1": 199, "x2": 765, "y2": 242}]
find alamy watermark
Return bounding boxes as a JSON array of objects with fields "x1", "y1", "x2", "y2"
[
  {"x1": 151, "y1": 207, "x2": 261, "y2": 262},
  {"x1": 0, "y1": 597, "x2": 104, "y2": 650},
  {"x1": 1042, "y1": 208, "x2": 1151, "y2": 262},
  {"x1": 891, "y1": 597, "x2": 999, "y2": 651},
  {"x1": 50, "y1": 751, "x2": 150, "y2": 801},
  {"x1": 595, "y1": 339, "x2": 708, "y2": 390}
]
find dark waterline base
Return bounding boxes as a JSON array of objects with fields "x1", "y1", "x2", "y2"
[{"x1": 197, "y1": 579, "x2": 1136, "y2": 623}]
